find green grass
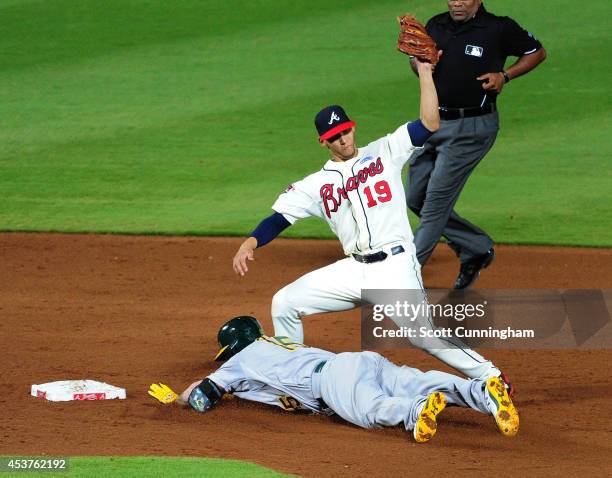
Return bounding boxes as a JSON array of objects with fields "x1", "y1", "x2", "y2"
[
  {"x1": 1, "y1": 456, "x2": 292, "y2": 478},
  {"x1": 0, "y1": 0, "x2": 610, "y2": 245}
]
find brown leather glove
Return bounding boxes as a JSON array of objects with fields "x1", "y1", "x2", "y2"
[{"x1": 397, "y1": 14, "x2": 439, "y2": 66}]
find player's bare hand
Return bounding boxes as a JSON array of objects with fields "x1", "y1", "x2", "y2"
[
  {"x1": 414, "y1": 50, "x2": 442, "y2": 73},
  {"x1": 477, "y1": 72, "x2": 505, "y2": 93},
  {"x1": 233, "y1": 244, "x2": 255, "y2": 276},
  {"x1": 233, "y1": 249, "x2": 254, "y2": 276},
  {"x1": 415, "y1": 57, "x2": 434, "y2": 74}
]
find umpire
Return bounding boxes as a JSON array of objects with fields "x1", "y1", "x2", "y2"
[{"x1": 406, "y1": 0, "x2": 546, "y2": 288}]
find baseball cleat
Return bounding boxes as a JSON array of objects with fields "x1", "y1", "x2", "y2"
[
  {"x1": 486, "y1": 376, "x2": 519, "y2": 437},
  {"x1": 413, "y1": 392, "x2": 447, "y2": 443},
  {"x1": 454, "y1": 248, "x2": 495, "y2": 290},
  {"x1": 499, "y1": 371, "x2": 515, "y2": 398}
]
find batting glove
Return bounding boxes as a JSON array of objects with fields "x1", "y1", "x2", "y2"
[{"x1": 148, "y1": 383, "x2": 178, "y2": 404}]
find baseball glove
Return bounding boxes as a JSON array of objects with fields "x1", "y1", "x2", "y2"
[{"x1": 397, "y1": 14, "x2": 439, "y2": 66}]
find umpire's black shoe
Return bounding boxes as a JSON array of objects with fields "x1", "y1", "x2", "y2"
[{"x1": 453, "y1": 248, "x2": 495, "y2": 290}]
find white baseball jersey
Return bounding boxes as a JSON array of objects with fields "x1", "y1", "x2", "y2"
[
  {"x1": 208, "y1": 336, "x2": 334, "y2": 414},
  {"x1": 272, "y1": 124, "x2": 417, "y2": 255},
  {"x1": 268, "y1": 121, "x2": 501, "y2": 381}
]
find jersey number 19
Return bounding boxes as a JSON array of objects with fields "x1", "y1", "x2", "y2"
[{"x1": 363, "y1": 180, "x2": 392, "y2": 208}]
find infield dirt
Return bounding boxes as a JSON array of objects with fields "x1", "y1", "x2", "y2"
[{"x1": 1, "y1": 233, "x2": 611, "y2": 477}]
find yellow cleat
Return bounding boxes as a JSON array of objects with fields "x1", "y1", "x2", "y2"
[
  {"x1": 486, "y1": 376, "x2": 519, "y2": 437},
  {"x1": 413, "y1": 392, "x2": 447, "y2": 443}
]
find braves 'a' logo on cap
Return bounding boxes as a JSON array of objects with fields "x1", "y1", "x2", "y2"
[{"x1": 328, "y1": 111, "x2": 341, "y2": 125}]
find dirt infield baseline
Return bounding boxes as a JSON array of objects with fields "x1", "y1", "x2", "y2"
[{"x1": 1, "y1": 233, "x2": 611, "y2": 477}]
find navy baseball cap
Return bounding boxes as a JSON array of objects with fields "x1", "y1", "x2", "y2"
[{"x1": 315, "y1": 105, "x2": 356, "y2": 141}]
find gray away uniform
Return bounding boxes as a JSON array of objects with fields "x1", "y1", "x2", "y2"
[{"x1": 208, "y1": 336, "x2": 491, "y2": 431}]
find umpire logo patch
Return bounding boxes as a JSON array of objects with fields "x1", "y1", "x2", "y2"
[{"x1": 465, "y1": 45, "x2": 483, "y2": 57}]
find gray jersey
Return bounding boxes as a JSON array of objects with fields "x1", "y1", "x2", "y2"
[
  {"x1": 209, "y1": 343, "x2": 493, "y2": 434},
  {"x1": 208, "y1": 336, "x2": 335, "y2": 414}
]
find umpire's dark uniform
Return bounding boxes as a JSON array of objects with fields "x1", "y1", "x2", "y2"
[{"x1": 406, "y1": 4, "x2": 544, "y2": 288}]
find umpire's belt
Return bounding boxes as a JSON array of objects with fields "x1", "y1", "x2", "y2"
[
  {"x1": 439, "y1": 103, "x2": 496, "y2": 120},
  {"x1": 353, "y1": 245, "x2": 405, "y2": 264}
]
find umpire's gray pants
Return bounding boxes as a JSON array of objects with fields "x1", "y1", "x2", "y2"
[{"x1": 406, "y1": 112, "x2": 498, "y2": 265}]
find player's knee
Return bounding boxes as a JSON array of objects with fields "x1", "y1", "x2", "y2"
[
  {"x1": 271, "y1": 287, "x2": 296, "y2": 319},
  {"x1": 366, "y1": 398, "x2": 407, "y2": 429},
  {"x1": 271, "y1": 289, "x2": 304, "y2": 342}
]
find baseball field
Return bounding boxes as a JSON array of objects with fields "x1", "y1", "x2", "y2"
[{"x1": 1, "y1": 0, "x2": 611, "y2": 477}]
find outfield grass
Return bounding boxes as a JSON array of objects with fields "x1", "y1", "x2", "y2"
[
  {"x1": 1, "y1": 457, "x2": 292, "y2": 478},
  {"x1": 0, "y1": 0, "x2": 609, "y2": 245}
]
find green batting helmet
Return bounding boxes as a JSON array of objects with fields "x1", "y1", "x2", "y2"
[{"x1": 214, "y1": 316, "x2": 264, "y2": 361}]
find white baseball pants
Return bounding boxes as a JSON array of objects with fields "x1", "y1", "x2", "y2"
[{"x1": 271, "y1": 243, "x2": 500, "y2": 380}]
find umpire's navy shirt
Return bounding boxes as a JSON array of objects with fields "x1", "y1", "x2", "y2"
[{"x1": 427, "y1": 4, "x2": 542, "y2": 108}]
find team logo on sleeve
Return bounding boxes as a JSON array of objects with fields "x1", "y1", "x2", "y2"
[
  {"x1": 284, "y1": 184, "x2": 296, "y2": 193},
  {"x1": 465, "y1": 45, "x2": 484, "y2": 57}
]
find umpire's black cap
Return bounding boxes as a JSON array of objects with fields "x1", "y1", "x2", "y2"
[{"x1": 315, "y1": 105, "x2": 356, "y2": 141}]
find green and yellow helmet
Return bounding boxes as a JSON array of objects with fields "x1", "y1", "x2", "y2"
[{"x1": 214, "y1": 316, "x2": 264, "y2": 361}]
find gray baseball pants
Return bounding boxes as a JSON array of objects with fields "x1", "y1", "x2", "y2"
[
  {"x1": 318, "y1": 351, "x2": 490, "y2": 431},
  {"x1": 406, "y1": 112, "x2": 498, "y2": 265}
]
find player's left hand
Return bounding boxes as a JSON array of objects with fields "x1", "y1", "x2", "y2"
[
  {"x1": 148, "y1": 383, "x2": 178, "y2": 404},
  {"x1": 412, "y1": 50, "x2": 442, "y2": 75},
  {"x1": 415, "y1": 57, "x2": 434, "y2": 74},
  {"x1": 476, "y1": 72, "x2": 505, "y2": 93}
]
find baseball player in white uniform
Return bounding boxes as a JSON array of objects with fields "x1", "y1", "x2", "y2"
[
  {"x1": 148, "y1": 317, "x2": 519, "y2": 443},
  {"x1": 232, "y1": 59, "x2": 513, "y2": 392}
]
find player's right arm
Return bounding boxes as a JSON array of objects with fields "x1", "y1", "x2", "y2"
[
  {"x1": 232, "y1": 212, "x2": 292, "y2": 276},
  {"x1": 177, "y1": 380, "x2": 207, "y2": 406},
  {"x1": 233, "y1": 237, "x2": 258, "y2": 276},
  {"x1": 147, "y1": 378, "x2": 226, "y2": 411},
  {"x1": 233, "y1": 180, "x2": 320, "y2": 276},
  {"x1": 177, "y1": 378, "x2": 225, "y2": 412}
]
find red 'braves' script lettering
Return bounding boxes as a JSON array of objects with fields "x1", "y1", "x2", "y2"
[{"x1": 320, "y1": 158, "x2": 384, "y2": 218}]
